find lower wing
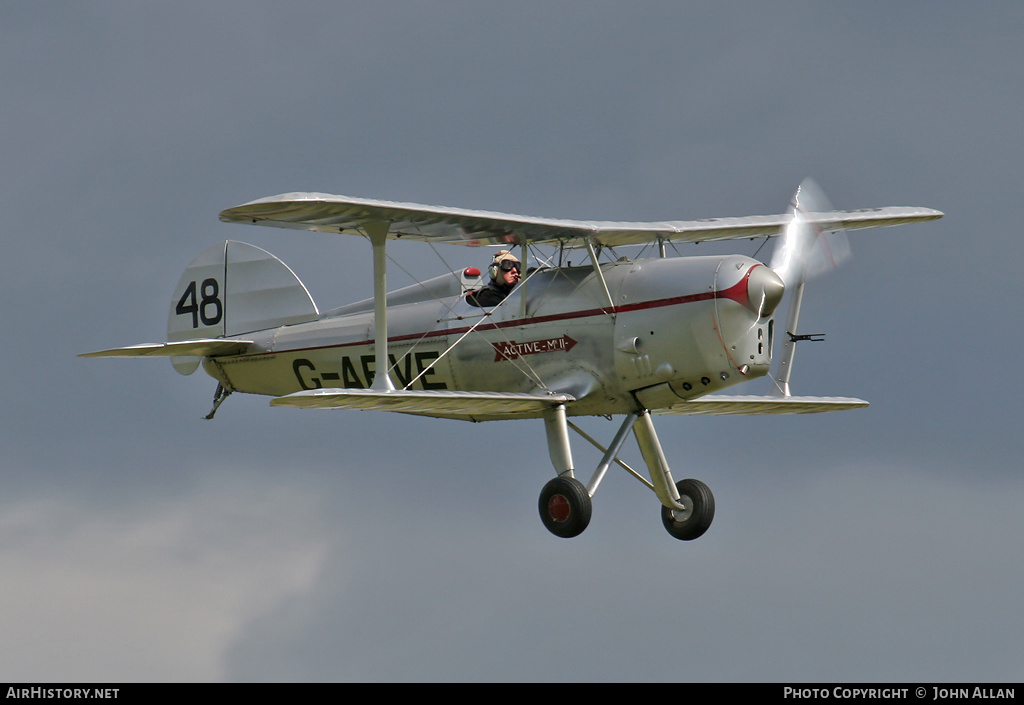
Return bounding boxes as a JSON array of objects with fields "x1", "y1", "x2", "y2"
[
  {"x1": 655, "y1": 395, "x2": 868, "y2": 415},
  {"x1": 270, "y1": 388, "x2": 576, "y2": 421}
]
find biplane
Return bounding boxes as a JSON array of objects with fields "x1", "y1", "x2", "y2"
[{"x1": 82, "y1": 180, "x2": 942, "y2": 540}]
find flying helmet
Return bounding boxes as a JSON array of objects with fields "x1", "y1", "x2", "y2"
[{"x1": 488, "y1": 250, "x2": 521, "y2": 283}]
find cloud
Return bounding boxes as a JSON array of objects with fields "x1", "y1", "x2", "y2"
[
  {"x1": 218, "y1": 461, "x2": 1024, "y2": 682},
  {"x1": 0, "y1": 473, "x2": 328, "y2": 681}
]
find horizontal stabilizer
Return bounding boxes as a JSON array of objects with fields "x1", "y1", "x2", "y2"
[
  {"x1": 271, "y1": 388, "x2": 575, "y2": 420},
  {"x1": 79, "y1": 338, "x2": 253, "y2": 359},
  {"x1": 220, "y1": 192, "x2": 943, "y2": 248},
  {"x1": 656, "y1": 394, "x2": 869, "y2": 416}
]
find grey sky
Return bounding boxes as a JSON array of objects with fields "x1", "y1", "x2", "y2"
[{"x1": 3, "y1": 1, "x2": 1022, "y2": 681}]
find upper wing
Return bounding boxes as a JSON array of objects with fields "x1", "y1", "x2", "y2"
[
  {"x1": 219, "y1": 192, "x2": 943, "y2": 248},
  {"x1": 655, "y1": 394, "x2": 869, "y2": 416},
  {"x1": 270, "y1": 387, "x2": 576, "y2": 421}
]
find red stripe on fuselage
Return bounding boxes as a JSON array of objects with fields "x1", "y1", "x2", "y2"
[{"x1": 231, "y1": 276, "x2": 750, "y2": 358}]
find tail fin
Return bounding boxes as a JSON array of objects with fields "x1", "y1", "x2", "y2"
[{"x1": 167, "y1": 240, "x2": 318, "y2": 374}]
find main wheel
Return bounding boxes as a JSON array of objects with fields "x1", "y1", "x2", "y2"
[
  {"x1": 538, "y1": 477, "x2": 592, "y2": 538},
  {"x1": 661, "y1": 478, "x2": 715, "y2": 541}
]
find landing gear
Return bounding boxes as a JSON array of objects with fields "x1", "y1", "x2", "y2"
[
  {"x1": 538, "y1": 477, "x2": 592, "y2": 538},
  {"x1": 661, "y1": 478, "x2": 715, "y2": 541},
  {"x1": 538, "y1": 404, "x2": 714, "y2": 540}
]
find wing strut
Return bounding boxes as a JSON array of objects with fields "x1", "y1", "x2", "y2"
[
  {"x1": 366, "y1": 221, "x2": 395, "y2": 390},
  {"x1": 774, "y1": 278, "x2": 805, "y2": 397},
  {"x1": 585, "y1": 238, "x2": 616, "y2": 317},
  {"x1": 520, "y1": 242, "x2": 529, "y2": 319}
]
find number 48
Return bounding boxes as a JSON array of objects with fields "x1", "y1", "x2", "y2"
[{"x1": 176, "y1": 279, "x2": 222, "y2": 328}]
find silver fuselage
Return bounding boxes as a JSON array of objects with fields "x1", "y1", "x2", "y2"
[{"x1": 203, "y1": 255, "x2": 776, "y2": 417}]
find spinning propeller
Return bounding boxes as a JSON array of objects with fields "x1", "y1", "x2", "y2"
[
  {"x1": 770, "y1": 178, "x2": 851, "y2": 288},
  {"x1": 769, "y1": 179, "x2": 851, "y2": 396}
]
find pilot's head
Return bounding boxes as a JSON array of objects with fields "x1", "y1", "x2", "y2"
[{"x1": 489, "y1": 250, "x2": 521, "y2": 288}]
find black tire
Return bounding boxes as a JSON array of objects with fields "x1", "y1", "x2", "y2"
[
  {"x1": 661, "y1": 478, "x2": 715, "y2": 541},
  {"x1": 538, "y1": 477, "x2": 593, "y2": 538}
]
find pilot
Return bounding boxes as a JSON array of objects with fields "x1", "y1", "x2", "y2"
[{"x1": 467, "y1": 250, "x2": 521, "y2": 307}]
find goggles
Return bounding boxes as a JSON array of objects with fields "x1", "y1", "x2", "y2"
[{"x1": 497, "y1": 260, "x2": 521, "y2": 273}]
